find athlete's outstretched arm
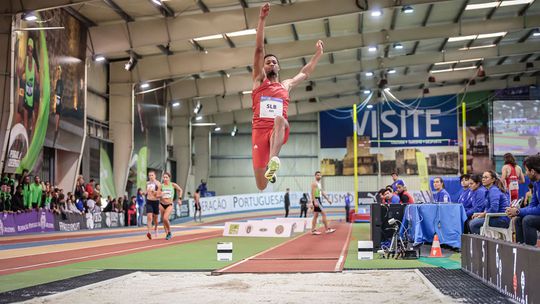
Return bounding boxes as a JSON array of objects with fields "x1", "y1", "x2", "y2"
[
  {"x1": 252, "y1": 3, "x2": 270, "y2": 84},
  {"x1": 283, "y1": 40, "x2": 324, "y2": 90}
]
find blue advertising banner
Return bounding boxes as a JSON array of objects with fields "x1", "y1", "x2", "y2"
[{"x1": 320, "y1": 94, "x2": 458, "y2": 148}]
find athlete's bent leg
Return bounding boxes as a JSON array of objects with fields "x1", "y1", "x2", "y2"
[
  {"x1": 269, "y1": 116, "x2": 289, "y2": 158},
  {"x1": 159, "y1": 204, "x2": 165, "y2": 229},
  {"x1": 163, "y1": 207, "x2": 173, "y2": 235},
  {"x1": 254, "y1": 168, "x2": 268, "y2": 190}
]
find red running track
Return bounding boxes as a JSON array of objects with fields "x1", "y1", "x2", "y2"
[
  {"x1": 0, "y1": 230, "x2": 222, "y2": 275},
  {"x1": 215, "y1": 222, "x2": 352, "y2": 274}
]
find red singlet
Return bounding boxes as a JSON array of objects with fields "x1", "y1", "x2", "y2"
[{"x1": 251, "y1": 79, "x2": 290, "y2": 168}]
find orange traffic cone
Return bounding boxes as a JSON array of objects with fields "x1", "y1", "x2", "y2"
[{"x1": 429, "y1": 234, "x2": 443, "y2": 258}]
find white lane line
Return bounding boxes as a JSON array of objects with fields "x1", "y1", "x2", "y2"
[
  {"x1": 334, "y1": 223, "x2": 353, "y2": 272},
  {"x1": 214, "y1": 232, "x2": 307, "y2": 274}
]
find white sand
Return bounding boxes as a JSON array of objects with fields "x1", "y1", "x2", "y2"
[{"x1": 24, "y1": 270, "x2": 458, "y2": 304}]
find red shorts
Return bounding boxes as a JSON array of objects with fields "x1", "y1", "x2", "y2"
[{"x1": 252, "y1": 127, "x2": 290, "y2": 169}]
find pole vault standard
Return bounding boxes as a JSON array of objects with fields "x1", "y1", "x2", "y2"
[
  {"x1": 353, "y1": 104, "x2": 358, "y2": 214},
  {"x1": 462, "y1": 102, "x2": 467, "y2": 174}
]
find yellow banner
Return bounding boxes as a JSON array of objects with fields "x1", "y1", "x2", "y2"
[{"x1": 416, "y1": 152, "x2": 430, "y2": 191}]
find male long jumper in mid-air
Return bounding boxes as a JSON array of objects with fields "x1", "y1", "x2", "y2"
[{"x1": 251, "y1": 3, "x2": 324, "y2": 190}]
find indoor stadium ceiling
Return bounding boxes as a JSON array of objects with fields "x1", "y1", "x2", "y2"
[{"x1": 3, "y1": 0, "x2": 540, "y2": 124}]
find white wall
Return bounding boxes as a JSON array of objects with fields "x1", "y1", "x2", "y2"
[
  {"x1": 86, "y1": 61, "x2": 108, "y2": 121},
  {"x1": 87, "y1": 92, "x2": 107, "y2": 121}
]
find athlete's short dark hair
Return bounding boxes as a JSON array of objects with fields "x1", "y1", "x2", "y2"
[
  {"x1": 264, "y1": 54, "x2": 280, "y2": 65},
  {"x1": 524, "y1": 155, "x2": 540, "y2": 173}
]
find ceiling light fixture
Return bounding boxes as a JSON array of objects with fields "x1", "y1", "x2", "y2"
[
  {"x1": 172, "y1": 102, "x2": 180, "y2": 107},
  {"x1": 363, "y1": 90, "x2": 371, "y2": 94},
  {"x1": 124, "y1": 56, "x2": 138, "y2": 71},
  {"x1": 393, "y1": 43, "x2": 404, "y2": 49},
  {"x1": 371, "y1": 10, "x2": 383, "y2": 17},
  {"x1": 366, "y1": 104, "x2": 374, "y2": 109},
  {"x1": 465, "y1": 2, "x2": 500, "y2": 10},
  {"x1": 432, "y1": 66, "x2": 477, "y2": 73},
  {"x1": 459, "y1": 44, "x2": 496, "y2": 51},
  {"x1": 151, "y1": 0, "x2": 162, "y2": 6},
  {"x1": 193, "y1": 34, "x2": 223, "y2": 41},
  {"x1": 193, "y1": 101, "x2": 202, "y2": 114},
  {"x1": 195, "y1": 115, "x2": 203, "y2": 121},
  {"x1": 453, "y1": 66, "x2": 478, "y2": 71},
  {"x1": 464, "y1": 0, "x2": 533, "y2": 10},
  {"x1": 140, "y1": 82, "x2": 150, "y2": 89},
  {"x1": 214, "y1": 126, "x2": 221, "y2": 132},
  {"x1": 401, "y1": 5, "x2": 414, "y2": 13},
  {"x1": 448, "y1": 35, "x2": 478, "y2": 42},
  {"x1": 434, "y1": 58, "x2": 484, "y2": 65},
  {"x1": 93, "y1": 55, "x2": 106, "y2": 62},
  {"x1": 500, "y1": 0, "x2": 534, "y2": 7},
  {"x1": 448, "y1": 32, "x2": 506, "y2": 42},
  {"x1": 365, "y1": 72, "x2": 374, "y2": 77},
  {"x1": 477, "y1": 32, "x2": 507, "y2": 39},
  {"x1": 227, "y1": 29, "x2": 257, "y2": 37},
  {"x1": 368, "y1": 46, "x2": 378, "y2": 52},
  {"x1": 231, "y1": 125, "x2": 238, "y2": 137},
  {"x1": 23, "y1": 12, "x2": 38, "y2": 21},
  {"x1": 434, "y1": 60, "x2": 459, "y2": 65}
]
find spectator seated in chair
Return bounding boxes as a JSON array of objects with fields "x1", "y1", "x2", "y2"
[
  {"x1": 506, "y1": 155, "x2": 540, "y2": 246},
  {"x1": 463, "y1": 174, "x2": 487, "y2": 233},
  {"x1": 433, "y1": 177, "x2": 451, "y2": 203},
  {"x1": 469, "y1": 170, "x2": 510, "y2": 235}
]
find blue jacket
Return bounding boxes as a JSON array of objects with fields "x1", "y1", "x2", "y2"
[
  {"x1": 434, "y1": 189, "x2": 451, "y2": 203},
  {"x1": 519, "y1": 180, "x2": 540, "y2": 217},
  {"x1": 389, "y1": 194, "x2": 400, "y2": 204},
  {"x1": 484, "y1": 186, "x2": 510, "y2": 222},
  {"x1": 345, "y1": 195, "x2": 351, "y2": 208},
  {"x1": 465, "y1": 186, "x2": 487, "y2": 218},
  {"x1": 136, "y1": 194, "x2": 145, "y2": 207},
  {"x1": 75, "y1": 199, "x2": 84, "y2": 212},
  {"x1": 458, "y1": 188, "x2": 471, "y2": 207}
]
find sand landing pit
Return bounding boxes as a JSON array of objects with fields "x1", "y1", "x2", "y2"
[{"x1": 24, "y1": 270, "x2": 458, "y2": 304}]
